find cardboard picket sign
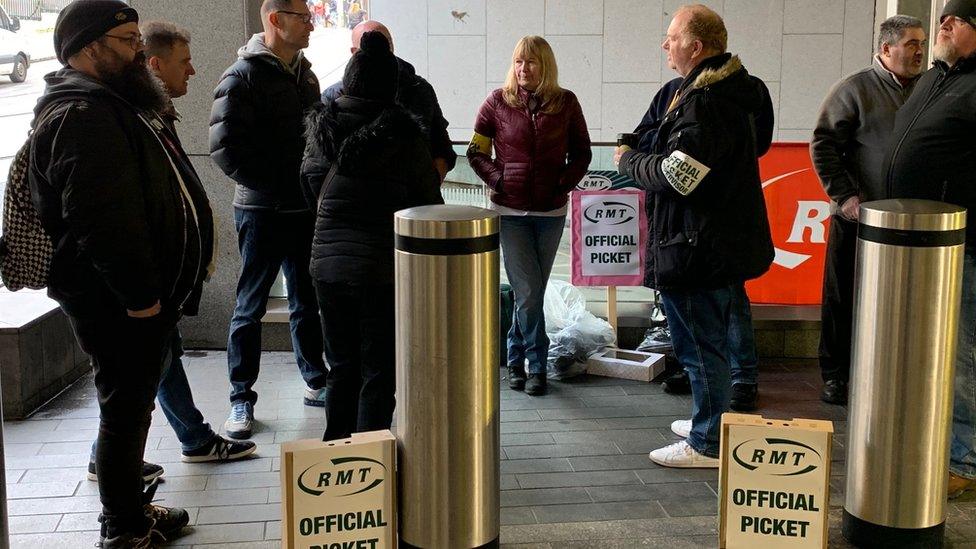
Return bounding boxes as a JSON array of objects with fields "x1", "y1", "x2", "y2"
[
  {"x1": 719, "y1": 413, "x2": 833, "y2": 549},
  {"x1": 570, "y1": 189, "x2": 647, "y2": 287},
  {"x1": 281, "y1": 430, "x2": 397, "y2": 549}
]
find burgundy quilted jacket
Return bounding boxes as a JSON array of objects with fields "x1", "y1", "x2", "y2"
[{"x1": 468, "y1": 87, "x2": 592, "y2": 212}]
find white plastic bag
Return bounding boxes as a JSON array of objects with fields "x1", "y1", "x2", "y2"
[{"x1": 543, "y1": 280, "x2": 617, "y2": 379}]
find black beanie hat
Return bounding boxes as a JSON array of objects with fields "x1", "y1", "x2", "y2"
[
  {"x1": 54, "y1": 0, "x2": 139, "y2": 65},
  {"x1": 343, "y1": 31, "x2": 398, "y2": 103},
  {"x1": 942, "y1": 0, "x2": 976, "y2": 26}
]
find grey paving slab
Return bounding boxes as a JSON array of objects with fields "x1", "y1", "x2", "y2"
[
  {"x1": 536, "y1": 406, "x2": 648, "y2": 421},
  {"x1": 6, "y1": 513, "x2": 61, "y2": 534},
  {"x1": 5, "y1": 480, "x2": 79, "y2": 499},
  {"x1": 502, "y1": 432, "x2": 557, "y2": 446},
  {"x1": 500, "y1": 458, "x2": 574, "y2": 474},
  {"x1": 502, "y1": 506, "x2": 539, "y2": 525},
  {"x1": 516, "y1": 470, "x2": 641, "y2": 489},
  {"x1": 9, "y1": 531, "x2": 101, "y2": 548},
  {"x1": 205, "y1": 471, "x2": 281, "y2": 490},
  {"x1": 501, "y1": 419, "x2": 603, "y2": 434},
  {"x1": 504, "y1": 442, "x2": 621, "y2": 459},
  {"x1": 171, "y1": 522, "x2": 266, "y2": 545},
  {"x1": 196, "y1": 503, "x2": 280, "y2": 525},
  {"x1": 264, "y1": 519, "x2": 281, "y2": 540},
  {"x1": 499, "y1": 516, "x2": 718, "y2": 544},
  {"x1": 3, "y1": 442, "x2": 42, "y2": 457},
  {"x1": 501, "y1": 487, "x2": 592, "y2": 507},
  {"x1": 151, "y1": 487, "x2": 270, "y2": 509},
  {"x1": 18, "y1": 467, "x2": 88, "y2": 484},
  {"x1": 587, "y1": 482, "x2": 715, "y2": 503}
]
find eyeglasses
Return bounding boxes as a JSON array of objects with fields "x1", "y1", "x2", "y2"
[
  {"x1": 276, "y1": 10, "x2": 313, "y2": 24},
  {"x1": 103, "y1": 33, "x2": 144, "y2": 50}
]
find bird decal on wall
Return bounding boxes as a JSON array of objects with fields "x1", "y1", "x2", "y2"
[{"x1": 451, "y1": 10, "x2": 469, "y2": 22}]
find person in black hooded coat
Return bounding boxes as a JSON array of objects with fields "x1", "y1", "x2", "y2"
[{"x1": 302, "y1": 31, "x2": 443, "y2": 441}]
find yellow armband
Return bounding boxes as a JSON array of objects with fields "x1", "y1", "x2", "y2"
[{"x1": 467, "y1": 132, "x2": 492, "y2": 156}]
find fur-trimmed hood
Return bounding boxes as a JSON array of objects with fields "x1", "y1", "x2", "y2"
[
  {"x1": 683, "y1": 53, "x2": 764, "y2": 114},
  {"x1": 304, "y1": 96, "x2": 426, "y2": 171}
]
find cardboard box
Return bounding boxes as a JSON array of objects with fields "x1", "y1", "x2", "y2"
[
  {"x1": 585, "y1": 348, "x2": 666, "y2": 382},
  {"x1": 281, "y1": 430, "x2": 397, "y2": 549},
  {"x1": 719, "y1": 413, "x2": 832, "y2": 549}
]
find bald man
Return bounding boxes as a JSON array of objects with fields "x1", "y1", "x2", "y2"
[{"x1": 322, "y1": 20, "x2": 456, "y2": 180}]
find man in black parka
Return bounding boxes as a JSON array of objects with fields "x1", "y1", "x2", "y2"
[{"x1": 614, "y1": 5, "x2": 773, "y2": 469}]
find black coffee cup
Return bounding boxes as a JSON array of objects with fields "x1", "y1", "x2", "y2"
[{"x1": 617, "y1": 132, "x2": 638, "y2": 148}]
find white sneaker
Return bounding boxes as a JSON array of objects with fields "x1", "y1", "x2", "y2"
[
  {"x1": 670, "y1": 419, "x2": 692, "y2": 438},
  {"x1": 648, "y1": 440, "x2": 719, "y2": 468}
]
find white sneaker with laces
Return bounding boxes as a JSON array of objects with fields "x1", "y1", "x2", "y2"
[
  {"x1": 670, "y1": 419, "x2": 692, "y2": 439},
  {"x1": 648, "y1": 440, "x2": 719, "y2": 468}
]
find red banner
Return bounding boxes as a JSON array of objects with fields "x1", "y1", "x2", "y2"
[{"x1": 745, "y1": 143, "x2": 830, "y2": 305}]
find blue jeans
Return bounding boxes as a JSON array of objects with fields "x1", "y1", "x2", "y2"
[
  {"x1": 90, "y1": 330, "x2": 214, "y2": 459},
  {"x1": 729, "y1": 283, "x2": 758, "y2": 385},
  {"x1": 500, "y1": 215, "x2": 565, "y2": 374},
  {"x1": 952, "y1": 252, "x2": 976, "y2": 479},
  {"x1": 660, "y1": 286, "x2": 733, "y2": 458},
  {"x1": 227, "y1": 208, "x2": 327, "y2": 405}
]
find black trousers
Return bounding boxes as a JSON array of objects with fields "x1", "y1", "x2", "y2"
[
  {"x1": 819, "y1": 214, "x2": 857, "y2": 383},
  {"x1": 315, "y1": 281, "x2": 396, "y2": 441},
  {"x1": 69, "y1": 310, "x2": 175, "y2": 537}
]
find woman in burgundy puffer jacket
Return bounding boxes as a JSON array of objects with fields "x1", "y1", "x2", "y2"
[{"x1": 468, "y1": 35, "x2": 592, "y2": 396}]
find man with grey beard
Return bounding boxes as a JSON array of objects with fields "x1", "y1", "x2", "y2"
[
  {"x1": 883, "y1": 0, "x2": 976, "y2": 499},
  {"x1": 28, "y1": 1, "x2": 213, "y2": 545}
]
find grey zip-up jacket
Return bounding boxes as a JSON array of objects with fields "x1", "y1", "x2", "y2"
[{"x1": 810, "y1": 57, "x2": 918, "y2": 211}]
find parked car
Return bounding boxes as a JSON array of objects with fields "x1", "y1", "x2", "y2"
[{"x1": 0, "y1": 5, "x2": 29, "y2": 83}]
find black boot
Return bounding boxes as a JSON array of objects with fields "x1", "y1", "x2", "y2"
[
  {"x1": 662, "y1": 370, "x2": 691, "y2": 394},
  {"x1": 730, "y1": 383, "x2": 759, "y2": 412},
  {"x1": 525, "y1": 374, "x2": 548, "y2": 396},
  {"x1": 821, "y1": 379, "x2": 848, "y2": 405},
  {"x1": 508, "y1": 364, "x2": 526, "y2": 391}
]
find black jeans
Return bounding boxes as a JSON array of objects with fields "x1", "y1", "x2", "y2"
[
  {"x1": 69, "y1": 311, "x2": 175, "y2": 537},
  {"x1": 315, "y1": 281, "x2": 396, "y2": 441},
  {"x1": 227, "y1": 208, "x2": 327, "y2": 405},
  {"x1": 819, "y1": 214, "x2": 857, "y2": 383}
]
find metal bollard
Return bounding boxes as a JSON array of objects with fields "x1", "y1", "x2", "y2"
[
  {"x1": 394, "y1": 205, "x2": 500, "y2": 549},
  {"x1": 844, "y1": 199, "x2": 966, "y2": 548}
]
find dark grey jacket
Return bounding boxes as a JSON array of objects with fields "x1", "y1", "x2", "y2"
[
  {"x1": 810, "y1": 58, "x2": 918, "y2": 210},
  {"x1": 210, "y1": 35, "x2": 321, "y2": 212}
]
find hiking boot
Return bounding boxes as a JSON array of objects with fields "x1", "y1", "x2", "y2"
[
  {"x1": 508, "y1": 364, "x2": 526, "y2": 391},
  {"x1": 100, "y1": 529, "x2": 162, "y2": 549},
  {"x1": 662, "y1": 370, "x2": 691, "y2": 394},
  {"x1": 821, "y1": 379, "x2": 848, "y2": 405},
  {"x1": 223, "y1": 401, "x2": 254, "y2": 440},
  {"x1": 142, "y1": 479, "x2": 189, "y2": 539},
  {"x1": 304, "y1": 385, "x2": 327, "y2": 407},
  {"x1": 88, "y1": 461, "x2": 164, "y2": 483},
  {"x1": 648, "y1": 440, "x2": 719, "y2": 468},
  {"x1": 525, "y1": 373, "x2": 547, "y2": 396},
  {"x1": 182, "y1": 435, "x2": 257, "y2": 463},
  {"x1": 730, "y1": 383, "x2": 759, "y2": 412}
]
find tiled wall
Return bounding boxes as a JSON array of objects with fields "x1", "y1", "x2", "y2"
[{"x1": 370, "y1": 0, "x2": 876, "y2": 143}]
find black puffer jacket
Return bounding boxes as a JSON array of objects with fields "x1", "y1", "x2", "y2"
[
  {"x1": 618, "y1": 54, "x2": 774, "y2": 290},
  {"x1": 322, "y1": 57, "x2": 457, "y2": 172},
  {"x1": 210, "y1": 34, "x2": 321, "y2": 212},
  {"x1": 29, "y1": 69, "x2": 214, "y2": 318},
  {"x1": 884, "y1": 54, "x2": 976, "y2": 243},
  {"x1": 302, "y1": 96, "x2": 443, "y2": 284}
]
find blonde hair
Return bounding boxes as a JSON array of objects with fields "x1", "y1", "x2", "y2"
[{"x1": 502, "y1": 36, "x2": 565, "y2": 114}]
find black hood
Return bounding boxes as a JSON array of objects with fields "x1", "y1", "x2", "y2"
[
  {"x1": 304, "y1": 95, "x2": 425, "y2": 171},
  {"x1": 683, "y1": 53, "x2": 764, "y2": 115},
  {"x1": 34, "y1": 68, "x2": 129, "y2": 119}
]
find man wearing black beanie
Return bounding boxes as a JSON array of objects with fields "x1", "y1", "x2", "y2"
[
  {"x1": 884, "y1": 0, "x2": 976, "y2": 500},
  {"x1": 28, "y1": 0, "x2": 212, "y2": 545}
]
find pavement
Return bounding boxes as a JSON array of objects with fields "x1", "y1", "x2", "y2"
[{"x1": 2, "y1": 352, "x2": 974, "y2": 548}]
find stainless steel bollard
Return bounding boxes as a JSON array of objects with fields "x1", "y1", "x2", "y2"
[
  {"x1": 394, "y1": 205, "x2": 500, "y2": 549},
  {"x1": 844, "y1": 199, "x2": 966, "y2": 548}
]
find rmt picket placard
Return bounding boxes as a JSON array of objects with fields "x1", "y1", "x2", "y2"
[
  {"x1": 719, "y1": 414, "x2": 833, "y2": 549},
  {"x1": 281, "y1": 430, "x2": 396, "y2": 549},
  {"x1": 571, "y1": 189, "x2": 647, "y2": 286}
]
